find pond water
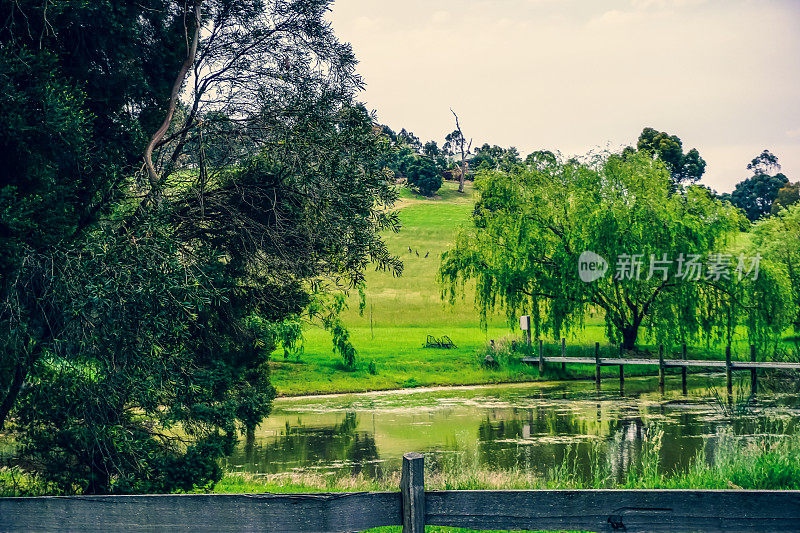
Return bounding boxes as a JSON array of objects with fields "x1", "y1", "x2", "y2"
[{"x1": 224, "y1": 374, "x2": 800, "y2": 482}]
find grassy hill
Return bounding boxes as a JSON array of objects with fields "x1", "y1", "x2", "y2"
[{"x1": 270, "y1": 181, "x2": 610, "y2": 396}]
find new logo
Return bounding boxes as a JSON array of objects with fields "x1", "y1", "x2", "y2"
[{"x1": 578, "y1": 251, "x2": 608, "y2": 283}]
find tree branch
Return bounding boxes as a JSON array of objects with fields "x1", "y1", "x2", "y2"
[{"x1": 143, "y1": 0, "x2": 202, "y2": 191}]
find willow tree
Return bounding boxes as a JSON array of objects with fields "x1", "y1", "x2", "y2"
[
  {"x1": 751, "y1": 203, "x2": 800, "y2": 334},
  {"x1": 439, "y1": 152, "x2": 746, "y2": 349}
]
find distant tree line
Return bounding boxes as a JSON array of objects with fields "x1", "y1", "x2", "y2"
[{"x1": 385, "y1": 121, "x2": 798, "y2": 224}]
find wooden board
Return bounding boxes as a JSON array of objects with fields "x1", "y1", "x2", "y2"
[
  {"x1": 731, "y1": 361, "x2": 800, "y2": 370},
  {"x1": 663, "y1": 359, "x2": 727, "y2": 368},
  {"x1": 425, "y1": 489, "x2": 800, "y2": 532},
  {"x1": 0, "y1": 492, "x2": 402, "y2": 532},
  {"x1": 3, "y1": 489, "x2": 800, "y2": 532},
  {"x1": 524, "y1": 357, "x2": 597, "y2": 365}
]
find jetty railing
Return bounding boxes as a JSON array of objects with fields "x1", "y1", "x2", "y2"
[
  {"x1": 2, "y1": 453, "x2": 800, "y2": 532},
  {"x1": 522, "y1": 341, "x2": 800, "y2": 394}
]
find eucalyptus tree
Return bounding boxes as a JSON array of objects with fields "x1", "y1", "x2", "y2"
[
  {"x1": 771, "y1": 182, "x2": 800, "y2": 215},
  {"x1": 635, "y1": 127, "x2": 706, "y2": 187},
  {"x1": 1, "y1": 0, "x2": 399, "y2": 494},
  {"x1": 449, "y1": 109, "x2": 472, "y2": 193},
  {"x1": 439, "y1": 152, "x2": 751, "y2": 350},
  {"x1": 723, "y1": 151, "x2": 790, "y2": 221},
  {"x1": 524, "y1": 150, "x2": 558, "y2": 171}
]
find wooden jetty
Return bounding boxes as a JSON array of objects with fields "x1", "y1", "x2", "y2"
[{"x1": 523, "y1": 341, "x2": 800, "y2": 394}]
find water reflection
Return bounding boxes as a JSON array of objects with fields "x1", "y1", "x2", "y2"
[
  {"x1": 224, "y1": 375, "x2": 800, "y2": 482},
  {"x1": 229, "y1": 411, "x2": 382, "y2": 476}
]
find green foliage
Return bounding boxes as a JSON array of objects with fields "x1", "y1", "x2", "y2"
[
  {"x1": 726, "y1": 173, "x2": 790, "y2": 222},
  {"x1": 440, "y1": 151, "x2": 746, "y2": 349},
  {"x1": 524, "y1": 150, "x2": 557, "y2": 170},
  {"x1": 405, "y1": 156, "x2": 443, "y2": 196},
  {"x1": 310, "y1": 293, "x2": 358, "y2": 369},
  {"x1": 471, "y1": 144, "x2": 522, "y2": 172},
  {"x1": 636, "y1": 127, "x2": 706, "y2": 186},
  {"x1": 751, "y1": 204, "x2": 800, "y2": 332},
  {"x1": 721, "y1": 150, "x2": 790, "y2": 221},
  {"x1": 0, "y1": 0, "x2": 400, "y2": 495},
  {"x1": 4, "y1": 221, "x2": 275, "y2": 494},
  {"x1": 771, "y1": 182, "x2": 800, "y2": 215}
]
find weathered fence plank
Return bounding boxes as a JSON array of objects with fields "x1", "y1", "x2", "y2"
[
  {"x1": 425, "y1": 489, "x2": 800, "y2": 532},
  {"x1": 731, "y1": 361, "x2": 800, "y2": 370},
  {"x1": 3, "y1": 487, "x2": 800, "y2": 532},
  {"x1": 400, "y1": 452, "x2": 424, "y2": 533},
  {"x1": 0, "y1": 492, "x2": 401, "y2": 532}
]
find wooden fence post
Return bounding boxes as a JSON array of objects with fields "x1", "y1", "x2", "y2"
[
  {"x1": 681, "y1": 343, "x2": 688, "y2": 395},
  {"x1": 726, "y1": 345, "x2": 733, "y2": 396},
  {"x1": 594, "y1": 342, "x2": 601, "y2": 391},
  {"x1": 658, "y1": 345, "x2": 665, "y2": 394},
  {"x1": 750, "y1": 344, "x2": 757, "y2": 395},
  {"x1": 525, "y1": 321, "x2": 532, "y2": 348},
  {"x1": 401, "y1": 452, "x2": 425, "y2": 533},
  {"x1": 538, "y1": 339, "x2": 544, "y2": 374},
  {"x1": 561, "y1": 338, "x2": 566, "y2": 372}
]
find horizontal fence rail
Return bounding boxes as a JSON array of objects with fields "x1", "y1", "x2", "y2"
[
  {"x1": 2, "y1": 454, "x2": 800, "y2": 532},
  {"x1": 0, "y1": 492, "x2": 401, "y2": 533}
]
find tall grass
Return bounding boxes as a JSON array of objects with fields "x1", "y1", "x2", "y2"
[{"x1": 211, "y1": 427, "x2": 800, "y2": 494}]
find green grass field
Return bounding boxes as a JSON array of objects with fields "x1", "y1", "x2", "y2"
[
  {"x1": 271, "y1": 181, "x2": 609, "y2": 396},
  {"x1": 270, "y1": 181, "x2": 797, "y2": 397}
]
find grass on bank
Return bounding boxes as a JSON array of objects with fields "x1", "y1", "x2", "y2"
[
  {"x1": 270, "y1": 326, "x2": 777, "y2": 396},
  {"x1": 213, "y1": 428, "x2": 800, "y2": 494},
  {"x1": 210, "y1": 429, "x2": 800, "y2": 532}
]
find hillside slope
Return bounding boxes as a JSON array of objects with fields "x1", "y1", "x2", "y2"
[{"x1": 269, "y1": 181, "x2": 609, "y2": 395}]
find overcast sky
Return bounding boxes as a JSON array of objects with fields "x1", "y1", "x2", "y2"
[{"x1": 328, "y1": 0, "x2": 800, "y2": 192}]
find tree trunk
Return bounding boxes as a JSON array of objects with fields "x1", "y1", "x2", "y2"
[
  {"x1": 450, "y1": 109, "x2": 470, "y2": 193},
  {"x1": 87, "y1": 459, "x2": 111, "y2": 495},
  {"x1": 0, "y1": 339, "x2": 42, "y2": 429},
  {"x1": 142, "y1": 1, "x2": 201, "y2": 190},
  {"x1": 0, "y1": 361, "x2": 27, "y2": 429},
  {"x1": 621, "y1": 325, "x2": 639, "y2": 351}
]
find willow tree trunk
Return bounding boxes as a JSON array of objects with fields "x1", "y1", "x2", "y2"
[{"x1": 621, "y1": 325, "x2": 639, "y2": 351}]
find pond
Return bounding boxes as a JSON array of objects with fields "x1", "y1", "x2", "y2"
[{"x1": 224, "y1": 374, "x2": 800, "y2": 483}]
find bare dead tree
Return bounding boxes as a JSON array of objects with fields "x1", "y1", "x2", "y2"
[{"x1": 450, "y1": 108, "x2": 472, "y2": 193}]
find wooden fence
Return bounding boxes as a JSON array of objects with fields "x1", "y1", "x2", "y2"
[
  {"x1": 2, "y1": 453, "x2": 800, "y2": 532},
  {"x1": 522, "y1": 340, "x2": 800, "y2": 394}
]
